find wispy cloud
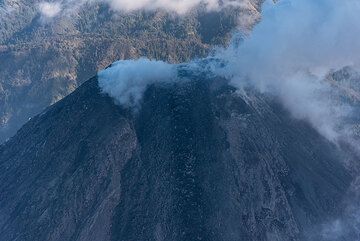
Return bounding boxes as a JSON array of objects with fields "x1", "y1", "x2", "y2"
[
  {"x1": 38, "y1": 2, "x2": 62, "y2": 18},
  {"x1": 35, "y1": 0, "x2": 259, "y2": 16},
  {"x1": 98, "y1": 58, "x2": 177, "y2": 106},
  {"x1": 213, "y1": 0, "x2": 360, "y2": 142}
]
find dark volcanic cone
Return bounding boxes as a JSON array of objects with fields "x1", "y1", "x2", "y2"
[{"x1": 0, "y1": 76, "x2": 352, "y2": 241}]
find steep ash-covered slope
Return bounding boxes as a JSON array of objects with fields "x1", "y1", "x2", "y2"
[{"x1": 0, "y1": 76, "x2": 352, "y2": 241}]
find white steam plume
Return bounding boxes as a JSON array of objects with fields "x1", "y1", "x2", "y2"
[
  {"x1": 35, "y1": 0, "x2": 259, "y2": 16},
  {"x1": 98, "y1": 58, "x2": 177, "y2": 106},
  {"x1": 213, "y1": 0, "x2": 360, "y2": 142},
  {"x1": 38, "y1": 2, "x2": 62, "y2": 18},
  {"x1": 107, "y1": 0, "x2": 219, "y2": 14}
]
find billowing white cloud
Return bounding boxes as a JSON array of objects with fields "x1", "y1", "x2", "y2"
[
  {"x1": 98, "y1": 58, "x2": 177, "y2": 106},
  {"x1": 36, "y1": 0, "x2": 259, "y2": 16},
  {"x1": 105, "y1": 0, "x2": 253, "y2": 14},
  {"x1": 212, "y1": 0, "x2": 360, "y2": 141},
  {"x1": 38, "y1": 2, "x2": 62, "y2": 18},
  {"x1": 106, "y1": 0, "x2": 209, "y2": 14}
]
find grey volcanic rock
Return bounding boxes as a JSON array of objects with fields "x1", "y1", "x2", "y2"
[{"x1": 0, "y1": 76, "x2": 353, "y2": 241}]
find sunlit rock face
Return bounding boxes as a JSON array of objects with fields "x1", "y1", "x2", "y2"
[{"x1": 0, "y1": 74, "x2": 354, "y2": 241}]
